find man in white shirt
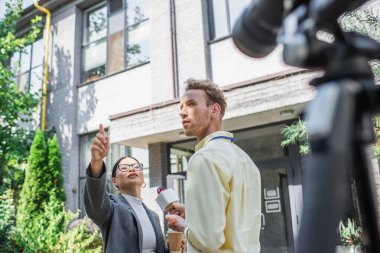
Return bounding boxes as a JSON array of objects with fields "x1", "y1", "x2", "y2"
[{"x1": 165, "y1": 79, "x2": 261, "y2": 253}]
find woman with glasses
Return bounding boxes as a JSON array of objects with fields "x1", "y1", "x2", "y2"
[{"x1": 84, "y1": 124, "x2": 168, "y2": 253}]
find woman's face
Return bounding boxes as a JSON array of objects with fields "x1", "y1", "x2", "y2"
[{"x1": 112, "y1": 157, "x2": 144, "y2": 190}]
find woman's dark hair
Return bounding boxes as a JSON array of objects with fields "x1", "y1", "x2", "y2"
[{"x1": 112, "y1": 156, "x2": 140, "y2": 178}]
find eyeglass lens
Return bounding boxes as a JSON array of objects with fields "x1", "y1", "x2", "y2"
[{"x1": 117, "y1": 163, "x2": 143, "y2": 172}]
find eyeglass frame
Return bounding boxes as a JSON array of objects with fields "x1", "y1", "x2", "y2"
[{"x1": 116, "y1": 163, "x2": 144, "y2": 173}]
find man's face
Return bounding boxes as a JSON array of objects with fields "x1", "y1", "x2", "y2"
[{"x1": 179, "y1": 89, "x2": 213, "y2": 140}]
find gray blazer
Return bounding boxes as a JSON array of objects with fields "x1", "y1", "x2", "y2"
[{"x1": 84, "y1": 164, "x2": 167, "y2": 253}]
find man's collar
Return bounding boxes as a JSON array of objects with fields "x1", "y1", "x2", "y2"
[{"x1": 195, "y1": 131, "x2": 233, "y2": 152}]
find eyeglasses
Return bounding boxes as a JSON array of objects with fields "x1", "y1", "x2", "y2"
[{"x1": 117, "y1": 163, "x2": 143, "y2": 173}]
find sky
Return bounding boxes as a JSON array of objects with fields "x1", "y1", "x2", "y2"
[
  {"x1": 0, "y1": 0, "x2": 35, "y2": 20},
  {"x1": 0, "y1": 1, "x2": 6, "y2": 20}
]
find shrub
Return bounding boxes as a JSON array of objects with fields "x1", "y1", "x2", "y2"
[{"x1": 0, "y1": 189, "x2": 20, "y2": 252}]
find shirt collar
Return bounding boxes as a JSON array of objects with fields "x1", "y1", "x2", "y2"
[{"x1": 195, "y1": 131, "x2": 234, "y2": 152}]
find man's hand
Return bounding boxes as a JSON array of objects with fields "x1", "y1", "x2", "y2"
[
  {"x1": 90, "y1": 124, "x2": 110, "y2": 177},
  {"x1": 165, "y1": 202, "x2": 186, "y2": 219},
  {"x1": 165, "y1": 214, "x2": 187, "y2": 232}
]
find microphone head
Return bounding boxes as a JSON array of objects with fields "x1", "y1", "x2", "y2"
[
  {"x1": 157, "y1": 186, "x2": 166, "y2": 195},
  {"x1": 155, "y1": 188, "x2": 179, "y2": 211}
]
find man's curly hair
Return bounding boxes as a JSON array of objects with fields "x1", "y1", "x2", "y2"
[{"x1": 184, "y1": 78, "x2": 227, "y2": 118}]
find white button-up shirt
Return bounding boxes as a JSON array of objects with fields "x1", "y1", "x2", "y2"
[{"x1": 185, "y1": 131, "x2": 261, "y2": 253}]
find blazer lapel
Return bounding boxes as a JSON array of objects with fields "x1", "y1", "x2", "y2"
[{"x1": 118, "y1": 194, "x2": 143, "y2": 252}]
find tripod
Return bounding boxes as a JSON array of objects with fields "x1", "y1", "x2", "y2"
[{"x1": 282, "y1": 6, "x2": 380, "y2": 253}]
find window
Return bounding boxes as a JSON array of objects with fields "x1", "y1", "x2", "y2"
[
  {"x1": 82, "y1": 0, "x2": 150, "y2": 83},
  {"x1": 83, "y1": 5, "x2": 107, "y2": 82},
  {"x1": 208, "y1": 0, "x2": 248, "y2": 40},
  {"x1": 11, "y1": 38, "x2": 44, "y2": 95}
]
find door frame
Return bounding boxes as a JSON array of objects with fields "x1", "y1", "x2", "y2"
[{"x1": 256, "y1": 144, "x2": 303, "y2": 251}]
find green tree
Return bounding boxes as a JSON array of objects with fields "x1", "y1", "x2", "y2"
[
  {"x1": 15, "y1": 129, "x2": 102, "y2": 252},
  {"x1": 47, "y1": 135, "x2": 66, "y2": 203},
  {"x1": 16, "y1": 130, "x2": 66, "y2": 251},
  {"x1": 0, "y1": 0, "x2": 42, "y2": 189}
]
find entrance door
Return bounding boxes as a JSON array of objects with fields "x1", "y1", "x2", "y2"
[{"x1": 258, "y1": 160, "x2": 301, "y2": 253}]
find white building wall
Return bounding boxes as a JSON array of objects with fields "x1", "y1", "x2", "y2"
[
  {"x1": 175, "y1": 0, "x2": 209, "y2": 94},
  {"x1": 111, "y1": 72, "x2": 316, "y2": 147},
  {"x1": 150, "y1": 0, "x2": 175, "y2": 102},
  {"x1": 77, "y1": 64, "x2": 151, "y2": 134},
  {"x1": 210, "y1": 40, "x2": 296, "y2": 86},
  {"x1": 48, "y1": 5, "x2": 81, "y2": 211}
]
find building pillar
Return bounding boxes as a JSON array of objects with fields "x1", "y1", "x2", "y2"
[{"x1": 148, "y1": 142, "x2": 169, "y2": 187}]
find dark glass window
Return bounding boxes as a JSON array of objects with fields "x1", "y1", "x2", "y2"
[
  {"x1": 11, "y1": 38, "x2": 44, "y2": 94},
  {"x1": 82, "y1": 0, "x2": 150, "y2": 82},
  {"x1": 209, "y1": 0, "x2": 248, "y2": 40},
  {"x1": 83, "y1": 5, "x2": 107, "y2": 82},
  {"x1": 125, "y1": 0, "x2": 150, "y2": 68}
]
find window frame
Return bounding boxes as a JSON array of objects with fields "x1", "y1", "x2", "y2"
[
  {"x1": 81, "y1": 0, "x2": 151, "y2": 83},
  {"x1": 208, "y1": 0, "x2": 248, "y2": 41},
  {"x1": 82, "y1": 2, "x2": 108, "y2": 83},
  {"x1": 208, "y1": 0, "x2": 231, "y2": 40},
  {"x1": 11, "y1": 37, "x2": 44, "y2": 94},
  {"x1": 123, "y1": 0, "x2": 150, "y2": 69}
]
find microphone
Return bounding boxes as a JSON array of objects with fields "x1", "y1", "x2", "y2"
[{"x1": 155, "y1": 187, "x2": 179, "y2": 211}]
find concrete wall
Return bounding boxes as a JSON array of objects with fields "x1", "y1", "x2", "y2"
[
  {"x1": 110, "y1": 71, "x2": 316, "y2": 147},
  {"x1": 48, "y1": 5, "x2": 82, "y2": 211},
  {"x1": 77, "y1": 64, "x2": 152, "y2": 134},
  {"x1": 175, "y1": 0, "x2": 209, "y2": 95},
  {"x1": 150, "y1": 0, "x2": 175, "y2": 102},
  {"x1": 210, "y1": 40, "x2": 295, "y2": 86}
]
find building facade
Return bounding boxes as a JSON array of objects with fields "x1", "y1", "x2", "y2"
[{"x1": 12, "y1": 0, "x2": 379, "y2": 252}]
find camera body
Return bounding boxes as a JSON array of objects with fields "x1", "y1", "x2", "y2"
[{"x1": 232, "y1": 0, "x2": 371, "y2": 68}]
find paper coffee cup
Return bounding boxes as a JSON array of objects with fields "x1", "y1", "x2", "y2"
[{"x1": 167, "y1": 231, "x2": 184, "y2": 253}]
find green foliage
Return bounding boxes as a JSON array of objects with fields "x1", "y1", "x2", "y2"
[
  {"x1": 16, "y1": 129, "x2": 67, "y2": 250},
  {"x1": 0, "y1": 189, "x2": 20, "y2": 252},
  {"x1": 48, "y1": 135, "x2": 66, "y2": 202},
  {"x1": 339, "y1": 218, "x2": 362, "y2": 247},
  {"x1": 17, "y1": 129, "x2": 48, "y2": 219},
  {"x1": 56, "y1": 216, "x2": 103, "y2": 253},
  {"x1": 14, "y1": 129, "x2": 102, "y2": 252},
  {"x1": 281, "y1": 119, "x2": 310, "y2": 156},
  {"x1": 16, "y1": 194, "x2": 102, "y2": 253},
  {"x1": 0, "y1": 0, "x2": 43, "y2": 189}
]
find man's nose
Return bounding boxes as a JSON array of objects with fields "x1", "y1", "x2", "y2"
[{"x1": 179, "y1": 107, "x2": 187, "y2": 118}]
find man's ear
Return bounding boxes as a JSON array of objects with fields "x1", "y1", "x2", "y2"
[{"x1": 211, "y1": 103, "x2": 221, "y2": 119}]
